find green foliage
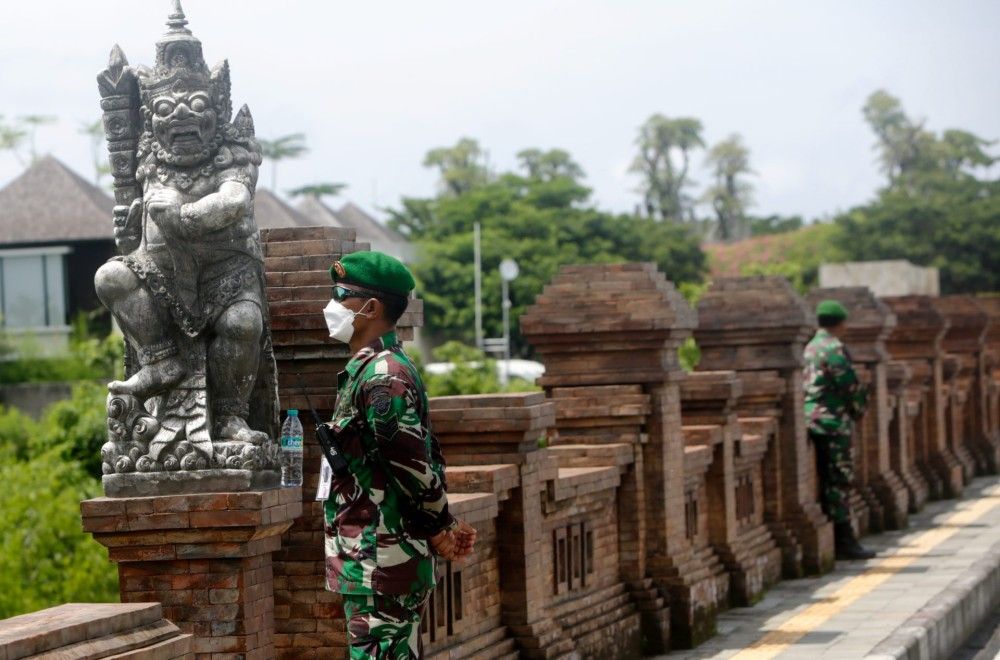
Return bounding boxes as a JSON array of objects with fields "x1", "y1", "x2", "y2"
[
  {"x1": 423, "y1": 137, "x2": 492, "y2": 197},
  {"x1": 749, "y1": 214, "x2": 803, "y2": 237},
  {"x1": 707, "y1": 222, "x2": 844, "y2": 294},
  {"x1": 834, "y1": 90, "x2": 999, "y2": 294},
  {"x1": 40, "y1": 383, "x2": 111, "y2": 479},
  {"x1": 0, "y1": 452, "x2": 118, "y2": 618},
  {"x1": 420, "y1": 341, "x2": 537, "y2": 397},
  {"x1": 678, "y1": 337, "x2": 701, "y2": 372},
  {"x1": 0, "y1": 379, "x2": 119, "y2": 617},
  {"x1": 0, "y1": 404, "x2": 39, "y2": 463},
  {"x1": 0, "y1": 383, "x2": 109, "y2": 480},
  {"x1": 833, "y1": 177, "x2": 1000, "y2": 293},
  {"x1": 391, "y1": 145, "x2": 707, "y2": 354},
  {"x1": 0, "y1": 314, "x2": 123, "y2": 384}
]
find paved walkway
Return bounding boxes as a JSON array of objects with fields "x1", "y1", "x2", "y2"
[{"x1": 660, "y1": 476, "x2": 1000, "y2": 660}]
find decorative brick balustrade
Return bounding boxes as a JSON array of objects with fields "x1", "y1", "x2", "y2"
[
  {"x1": 680, "y1": 371, "x2": 782, "y2": 606},
  {"x1": 978, "y1": 297, "x2": 1000, "y2": 447},
  {"x1": 884, "y1": 296, "x2": 965, "y2": 501},
  {"x1": 933, "y1": 296, "x2": 999, "y2": 474},
  {"x1": 431, "y1": 392, "x2": 646, "y2": 658},
  {"x1": 695, "y1": 276, "x2": 835, "y2": 576},
  {"x1": 522, "y1": 263, "x2": 729, "y2": 649}
]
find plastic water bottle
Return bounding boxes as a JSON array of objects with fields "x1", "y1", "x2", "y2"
[{"x1": 281, "y1": 410, "x2": 304, "y2": 487}]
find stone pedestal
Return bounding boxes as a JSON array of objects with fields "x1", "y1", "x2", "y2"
[
  {"x1": 82, "y1": 488, "x2": 302, "y2": 660},
  {"x1": 695, "y1": 277, "x2": 834, "y2": 576},
  {"x1": 807, "y1": 287, "x2": 910, "y2": 532}
]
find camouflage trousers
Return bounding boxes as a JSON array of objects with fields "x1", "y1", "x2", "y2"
[
  {"x1": 342, "y1": 589, "x2": 431, "y2": 659},
  {"x1": 810, "y1": 430, "x2": 854, "y2": 524}
]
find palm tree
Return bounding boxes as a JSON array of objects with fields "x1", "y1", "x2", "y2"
[
  {"x1": 79, "y1": 119, "x2": 111, "y2": 186},
  {"x1": 630, "y1": 114, "x2": 705, "y2": 222},
  {"x1": 19, "y1": 114, "x2": 57, "y2": 162},
  {"x1": 286, "y1": 182, "x2": 348, "y2": 199},
  {"x1": 258, "y1": 133, "x2": 308, "y2": 191},
  {"x1": 703, "y1": 134, "x2": 754, "y2": 241},
  {"x1": 0, "y1": 115, "x2": 28, "y2": 167}
]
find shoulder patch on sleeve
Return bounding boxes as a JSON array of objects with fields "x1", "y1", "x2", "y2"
[{"x1": 367, "y1": 385, "x2": 392, "y2": 415}]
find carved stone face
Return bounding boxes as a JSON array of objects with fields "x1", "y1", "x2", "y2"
[{"x1": 150, "y1": 84, "x2": 218, "y2": 159}]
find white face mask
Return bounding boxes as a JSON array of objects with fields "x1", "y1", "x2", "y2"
[{"x1": 323, "y1": 299, "x2": 371, "y2": 344}]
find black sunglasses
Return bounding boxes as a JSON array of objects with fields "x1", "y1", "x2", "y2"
[{"x1": 332, "y1": 285, "x2": 375, "y2": 303}]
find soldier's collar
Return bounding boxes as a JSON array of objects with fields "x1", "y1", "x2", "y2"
[{"x1": 345, "y1": 330, "x2": 401, "y2": 378}]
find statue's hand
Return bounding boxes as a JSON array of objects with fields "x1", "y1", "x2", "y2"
[{"x1": 145, "y1": 189, "x2": 184, "y2": 237}]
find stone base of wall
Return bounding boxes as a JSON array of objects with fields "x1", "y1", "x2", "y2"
[{"x1": 0, "y1": 603, "x2": 192, "y2": 659}]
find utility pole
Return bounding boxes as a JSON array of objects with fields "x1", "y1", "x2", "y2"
[{"x1": 474, "y1": 221, "x2": 483, "y2": 350}]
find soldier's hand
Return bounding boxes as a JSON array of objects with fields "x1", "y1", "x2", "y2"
[
  {"x1": 452, "y1": 519, "x2": 477, "y2": 559},
  {"x1": 430, "y1": 529, "x2": 458, "y2": 561}
]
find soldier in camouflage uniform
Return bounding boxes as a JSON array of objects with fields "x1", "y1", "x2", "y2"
[
  {"x1": 803, "y1": 299, "x2": 875, "y2": 560},
  {"x1": 317, "y1": 251, "x2": 477, "y2": 658}
]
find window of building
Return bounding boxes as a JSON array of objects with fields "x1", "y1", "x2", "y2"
[{"x1": 0, "y1": 247, "x2": 69, "y2": 329}]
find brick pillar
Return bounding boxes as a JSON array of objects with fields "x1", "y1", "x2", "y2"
[
  {"x1": 680, "y1": 371, "x2": 783, "y2": 605},
  {"x1": 977, "y1": 298, "x2": 1000, "y2": 448},
  {"x1": 522, "y1": 263, "x2": 725, "y2": 649},
  {"x1": 259, "y1": 226, "x2": 424, "y2": 658},
  {"x1": 942, "y1": 355, "x2": 977, "y2": 482},
  {"x1": 695, "y1": 276, "x2": 834, "y2": 576},
  {"x1": 548, "y1": 384, "x2": 669, "y2": 653},
  {"x1": 82, "y1": 489, "x2": 301, "y2": 659},
  {"x1": 885, "y1": 361, "x2": 927, "y2": 512},
  {"x1": 884, "y1": 296, "x2": 965, "y2": 498},
  {"x1": 807, "y1": 287, "x2": 910, "y2": 532},
  {"x1": 430, "y1": 392, "x2": 574, "y2": 658},
  {"x1": 933, "y1": 296, "x2": 999, "y2": 475}
]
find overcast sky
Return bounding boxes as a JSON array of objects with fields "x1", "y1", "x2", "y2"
[{"x1": 1, "y1": 0, "x2": 997, "y2": 221}]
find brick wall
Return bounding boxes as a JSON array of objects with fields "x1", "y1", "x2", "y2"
[{"x1": 65, "y1": 241, "x2": 999, "y2": 659}]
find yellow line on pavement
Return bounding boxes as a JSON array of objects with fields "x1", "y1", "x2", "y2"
[{"x1": 731, "y1": 484, "x2": 1000, "y2": 660}]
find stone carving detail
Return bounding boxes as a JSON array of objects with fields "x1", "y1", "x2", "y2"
[{"x1": 95, "y1": 0, "x2": 280, "y2": 491}]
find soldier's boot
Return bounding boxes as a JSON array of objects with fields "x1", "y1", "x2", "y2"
[{"x1": 834, "y1": 521, "x2": 876, "y2": 560}]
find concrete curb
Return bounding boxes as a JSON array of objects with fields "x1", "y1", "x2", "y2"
[{"x1": 864, "y1": 538, "x2": 1000, "y2": 660}]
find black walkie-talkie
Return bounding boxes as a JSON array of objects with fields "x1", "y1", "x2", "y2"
[{"x1": 295, "y1": 373, "x2": 351, "y2": 478}]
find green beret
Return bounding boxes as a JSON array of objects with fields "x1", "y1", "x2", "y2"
[
  {"x1": 330, "y1": 251, "x2": 415, "y2": 297},
  {"x1": 816, "y1": 299, "x2": 848, "y2": 321}
]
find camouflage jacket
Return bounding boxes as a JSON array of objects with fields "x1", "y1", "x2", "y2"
[
  {"x1": 803, "y1": 328, "x2": 869, "y2": 437},
  {"x1": 323, "y1": 331, "x2": 455, "y2": 596}
]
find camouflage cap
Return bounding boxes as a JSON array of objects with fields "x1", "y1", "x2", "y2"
[
  {"x1": 330, "y1": 251, "x2": 415, "y2": 297},
  {"x1": 816, "y1": 299, "x2": 849, "y2": 321}
]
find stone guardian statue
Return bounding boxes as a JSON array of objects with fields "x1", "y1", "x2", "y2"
[{"x1": 94, "y1": 0, "x2": 280, "y2": 494}]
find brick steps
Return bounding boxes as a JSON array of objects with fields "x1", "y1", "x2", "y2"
[
  {"x1": 552, "y1": 584, "x2": 642, "y2": 656},
  {"x1": 428, "y1": 625, "x2": 518, "y2": 660}
]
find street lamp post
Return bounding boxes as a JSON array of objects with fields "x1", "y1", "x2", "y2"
[{"x1": 498, "y1": 258, "x2": 519, "y2": 386}]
